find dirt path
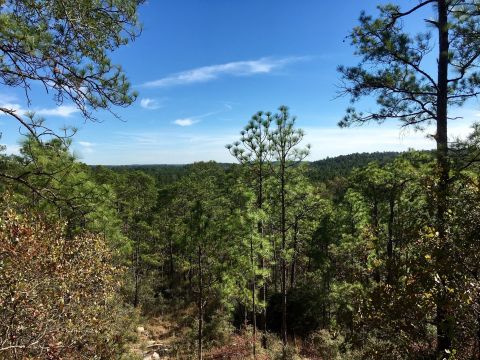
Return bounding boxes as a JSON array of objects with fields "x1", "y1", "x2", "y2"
[{"x1": 128, "y1": 316, "x2": 179, "y2": 359}]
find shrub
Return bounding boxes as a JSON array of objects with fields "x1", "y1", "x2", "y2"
[
  {"x1": 305, "y1": 329, "x2": 344, "y2": 359},
  {"x1": 0, "y1": 204, "x2": 134, "y2": 359},
  {"x1": 343, "y1": 335, "x2": 405, "y2": 360},
  {"x1": 203, "y1": 310, "x2": 235, "y2": 347}
]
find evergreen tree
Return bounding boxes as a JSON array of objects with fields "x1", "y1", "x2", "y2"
[
  {"x1": 227, "y1": 111, "x2": 273, "y2": 353},
  {"x1": 0, "y1": 0, "x2": 141, "y2": 122},
  {"x1": 338, "y1": 2, "x2": 480, "y2": 354},
  {"x1": 268, "y1": 106, "x2": 310, "y2": 351}
]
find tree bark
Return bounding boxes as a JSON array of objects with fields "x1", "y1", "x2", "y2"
[
  {"x1": 280, "y1": 161, "x2": 288, "y2": 352},
  {"x1": 134, "y1": 239, "x2": 140, "y2": 308},
  {"x1": 435, "y1": 0, "x2": 453, "y2": 355},
  {"x1": 372, "y1": 197, "x2": 381, "y2": 283},
  {"x1": 387, "y1": 191, "x2": 395, "y2": 284},
  {"x1": 198, "y1": 244, "x2": 203, "y2": 360},
  {"x1": 290, "y1": 219, "x2": 299, "y2": 289},
  {"x1": 259, "y1": 181, "x2": 268, "y2": 349},
  {"x1": 273, "y1": 233, "x2": 278, "y2": 294},
  {"x1": 250, "y1": 235, "x2": 257, "y2": 359}
]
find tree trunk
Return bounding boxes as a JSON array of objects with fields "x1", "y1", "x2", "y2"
[
  {"x1": 435, "y1": 0, "x2": 453, "y2": 355},
  {"x1": 258, "y1": 174, "x2": 268, "y2": 348},
  {"x1": 168, "y1": 236, "x2": 175, "y2": 289},
  {"x1": 387, "y1": 191, "x2": 395, "y2": 284},
  {"x1": 372, "y1": 197, "x2": 381, "y2": 283},
  {"x1": 198, "y1": 244, "x2": 203, "y2": 360},
  {"x1": 167, "y1": 217, "x2": 174, "y2": 277},
  {"x1": 250, "y1": 236, "x2": 257, "y2": 359},
  {"x1": 280, "y1": 163, "x2": 288, "y2": 352},
  {"x1": 260, "y1": 256, "x2": 267, "y2": 348},
  {"x1": 273, "y1": 233, "x2": 278, "y2": 294},
  {"x1": 134, "y1": 239, "x2": 140, "y2": 308},
  {"x1": 290, "y1": 219, "x2": 299, "y2": 289}
]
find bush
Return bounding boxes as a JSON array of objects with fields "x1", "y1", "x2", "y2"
[
  {"x1": 305, "y1": 329, "x2": 344, "y2": 359},
  {"x1": 343, "y1": 335, "x2": 405, "y2": 360},
  {"x1": 0, "y1": 204, "x2": 134, "y2": 359},
  {"x1": 203, "y1": 310, "x2": 235, "y2": 347},
  {"x1": 272, "y1": 345, "x2": 301, "y2": 360}
]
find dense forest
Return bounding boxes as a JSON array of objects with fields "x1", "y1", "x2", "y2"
[{"x1": 2, "y1": 1, "x2": 480, "y2": 360}]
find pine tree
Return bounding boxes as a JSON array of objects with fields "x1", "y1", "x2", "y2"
[
  {"x1": 338, "y1": 2, "x2": 480, "y2": 354},
  {"x1": 268, "y1": 106, "x2": 309, "y2": 352},
  {"x1": 227, "y1": 111, "x2": 273, "y2": 353}
]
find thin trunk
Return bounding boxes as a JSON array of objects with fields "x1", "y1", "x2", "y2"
[
  {"x1": 290, "y1": 219, "x2": 299, "y2": 289},
  {"x1": 244, "y1": 305, "x2": 248, "y2": 329},
  {"x1": 372, "y1": 197, "x2": 381, "y2": 283},
  {"x1": 320, "y1": 229, "x2": 330, "y2": 328},
  {"x1": 258, "y1": 169, "x2": 268, "y2": 348},
  {"x1": 387, "y1": 195, "x2": 394, "y2": 259},
  {"x1": 167, "y1": 213, "x2": 174, "y2": 288},
  {"x1": 134, "y1": 239, "x2": 140, "y2": 308},
  {"x1": 280, "y1": 162, "x2": 288, "y2": 352},
  {"x1": 169, "y1": 234, "x2": 174, "y2": 285},
  {"x1": 260, "y1": 256, "x2": 267, "y2": 348},
  {"x1": 198, "y1": 244, "x2": 203, "y2": 360},
  {"x1": 387, "y1": 192, "x2": 395, "y2": 284},
  {"x1": 273, "y1": 234, "x2": 278, "y2": 293},
  {"x1": 436, "y1": 0, "x2": 453, "y2": 355},
  {"x1": 250, "y1": 236, "x2": 257, "y2": 359},
  {"x1": 323, "y1": 269, "x2": 331, "y2": 328}
]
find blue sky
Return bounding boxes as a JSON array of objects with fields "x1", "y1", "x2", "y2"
[{"x1": 1, "y1": 0, "x2": 479, "y2": 164}]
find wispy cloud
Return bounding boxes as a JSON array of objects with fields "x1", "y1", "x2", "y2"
[
  {"x1": 0, "y1": 103, "x2": 79, "y2": 118},
  {"x1": 172, "y1": 108, "x2": 231, "y2": 127},
  {"x1": 79, "y1": 141, "x2": 95, "y2": 148},
  {"x1": 173, "y1": 118, "x2": 198, "y2": 127},
  {"x1": 140, "y1": 98, "x2": 162, "y2": 110},
  {"x1": 141, "y1": 56, "x2": 306, "y2": 88},
  {"x1": 77, "y1": 141, "x2": 95, "y2": 154},
  {"x1": 0, "y1": 93, "x2": 18, "y2": 104},
  {"x1": 36, "y1": 105, "x2": 78, "y2": 117},
  {"x1": 0, "y1": 103, "x2": 23, "y2": 114},
  {"x1": 303, "y1": 119, "x2": 475, "y2": 160}
]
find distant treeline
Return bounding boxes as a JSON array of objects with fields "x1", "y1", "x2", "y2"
[
  {"x1": 308, "y1": 151, "x2": 400, "y2": 182},
  {"x1": 98, "y1": 152, "x2": 417, "y2": 185}
]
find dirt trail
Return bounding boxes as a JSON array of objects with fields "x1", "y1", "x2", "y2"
[{"x1": 129, "y1": 316, "x2": 180, "y2": 359}]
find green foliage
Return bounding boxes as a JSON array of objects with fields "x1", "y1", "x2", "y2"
[
  {"x1": 308, "y1": 151, "x2": 402, "y2": 183},
  {"x1": 305, "y1": 329, "x2": 344, "y2": 360},
  {"x1": 0, "y1": 0, "x2": 142, "y2": 120}
]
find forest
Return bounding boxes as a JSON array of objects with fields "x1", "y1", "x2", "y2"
[{"x1": 1, "y1": 1, "x2": 480, "y2": 360}]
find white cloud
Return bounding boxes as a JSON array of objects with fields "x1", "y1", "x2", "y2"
[
  {"x1": 0, "y1": 103, "x2": 24, "y2": 114},
  {"x1": 0, "y1": 94, "x2": 18, "y2": 104},
  {"x1": 36, "y1": 105, "x2": 79, "y2": 117},
  {"x1": 0, "y1": 103, "x2": 79, "y2": 118},
  {"x1": 1, "y1": 144, "x2": 21, "y2": 155},
  {"x1": 79, "y1": 108, "x2": 480, "y2": 165},
  {"x1": 77, "y1": 141, "x2": 95, "y2": 154},
  {"x1": 79, "y1": 141, "x2": 94, "y2": 148},
  {"x1": 142, "y1": 56, "x2": 305, "y2": 88},
  {"x1": 303, "y1": 120, "x2": 475, "y2": 160},
  {"x1": 173, "y1": 118, "x2": 199, "y2": 127},
  {"x1": 140, "y1": 98, "x2": 162, "y2": 110},
  {"x1": 171, "y1": 109, "x2": 225, "y2": 127}
]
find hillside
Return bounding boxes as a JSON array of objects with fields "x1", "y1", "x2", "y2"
[
  {"x1": 101, "y1": 152, "x2": 403, "y2": 185},
  {"x1": 308, "y1": 151, "x2": 401, "y2": 182}
]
